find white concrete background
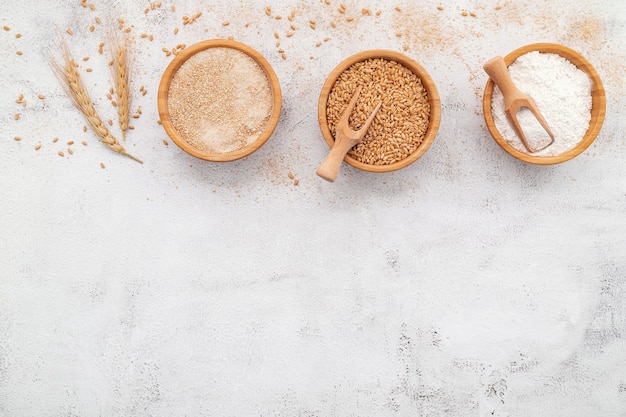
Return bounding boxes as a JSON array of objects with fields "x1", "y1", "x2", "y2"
[{"x1": 1, "y1": 0, "x2": 625, "y2": 416}]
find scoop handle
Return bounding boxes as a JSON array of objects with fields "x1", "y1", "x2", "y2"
[
  {"x1": 316, "y1": 138, "x2": 355, "y2": 182},
  {"x1": 483, "y1": 56, "x2": 523, "y2": 98}
]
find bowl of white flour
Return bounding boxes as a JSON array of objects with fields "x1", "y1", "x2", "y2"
[{"x1": 483, "y1": 43, "x2": 606, "y2": 165}]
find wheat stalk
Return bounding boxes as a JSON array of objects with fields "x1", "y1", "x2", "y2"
[
  {"x1": 50, "y1": 40, "x2": 142, "y2": 164},
  {"x1": 110, "y1": 31, "x2": 131, "y2": 140}
]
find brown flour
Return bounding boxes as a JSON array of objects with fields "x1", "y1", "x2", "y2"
[{"x1": 167, "y1": 47, "x2": 273, "y2": 154}]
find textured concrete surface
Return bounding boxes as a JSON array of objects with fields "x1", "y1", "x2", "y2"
[{"x1": 1, "y1": 1, "x2": 625, "y2": 416}]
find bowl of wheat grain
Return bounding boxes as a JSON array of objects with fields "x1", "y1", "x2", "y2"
[
  {"x1": 318, "y1": 50, "x2": 441, "y2": 173},
  {"x1": 158, "y1": 39, "x2": 282, "y2": 162}
]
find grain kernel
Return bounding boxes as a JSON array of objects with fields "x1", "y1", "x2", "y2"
[
  {"x1": 14, "y1": 136, "x2": 21, "y2": 141},
  {"x1": 34, "y1": 143, "x2": 41, "y2": 150}
]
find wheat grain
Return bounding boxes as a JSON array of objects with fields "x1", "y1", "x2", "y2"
[
  {"x1": 326, "y1": 58, "x2": 430, "y2": 165},
  {"x1": 50, "y1": 40, "x2": 142, "y2": 163}
]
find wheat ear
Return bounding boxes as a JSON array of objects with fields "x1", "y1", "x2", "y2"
[
  {"x1": 51, "y1": 41, "x2": 142, "y2": 163},
  {"x1": 111, "y1": 31, "x2": 131, "y2": 140}
]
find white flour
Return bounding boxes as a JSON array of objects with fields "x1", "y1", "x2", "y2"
[{"x1": 491, "y1": 51, "x2": 592, "y2": 156}]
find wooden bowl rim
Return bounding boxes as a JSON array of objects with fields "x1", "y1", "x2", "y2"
[
  {"x1": 482, "y1": 42, "x2": 606, "y2": 165},
  {"x1": 317, "y1": 49, "x2": 441, "y2": 173},
  {"x1": 157, "y1": 39, "x2": 282, "y2": 162}
]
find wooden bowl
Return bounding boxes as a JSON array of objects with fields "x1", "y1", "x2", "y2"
[
  {"x1": 483, "y1": 43, "x2": 606, "y2": 165},
  {"x1": 318, "y1": 50, "x2": 441, "y2": 173},
  {"x1": 157, "y1": 39, "x2": 282, "y2": 161}
]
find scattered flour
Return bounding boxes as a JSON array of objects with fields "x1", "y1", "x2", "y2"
[{"x1": 491, "y1": 51, "x2": 592, "y2": 156}]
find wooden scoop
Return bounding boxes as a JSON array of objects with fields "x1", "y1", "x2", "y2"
[
  {"x1": 316, "y1": 86, "x2": 381, "y2": 182},
  {"x1": 483, "y1": 56, "x2": 555, "y2": 153}
]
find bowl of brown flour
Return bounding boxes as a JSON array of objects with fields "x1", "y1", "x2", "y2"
[
  {"x1": 483, "y1": 43, "x2": 606, "y2": 165},
  {"x1": 158, "y1": 39, "x2": 282, "y2": 161}
]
